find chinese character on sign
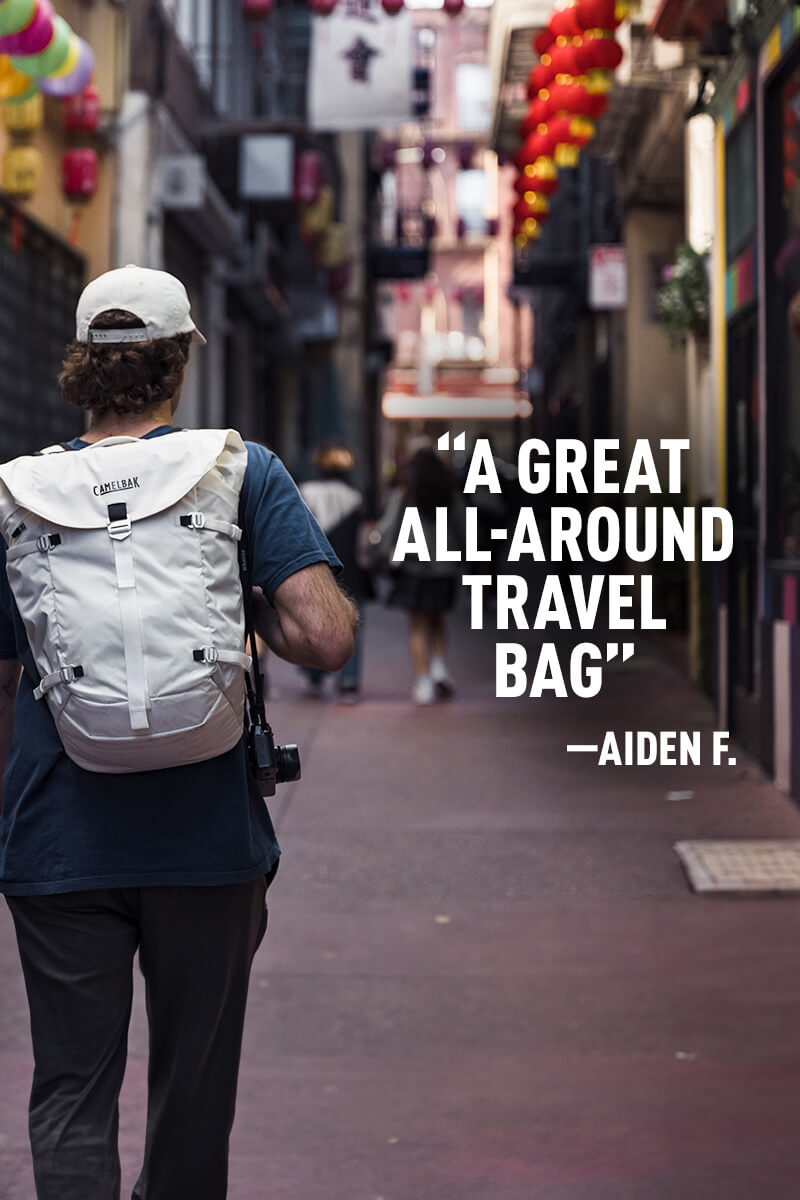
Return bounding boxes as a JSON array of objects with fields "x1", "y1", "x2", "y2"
[
  {"x1": 344, "y1": 36, "x2": 379, "y2": 83},
  {"x1": 344, "y1": 0, "x2": 377, "y2": 20}
]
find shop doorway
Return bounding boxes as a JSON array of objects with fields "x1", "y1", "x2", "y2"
[{"x1": 726, "y1": 308, "x2": 760, "y2": 751}]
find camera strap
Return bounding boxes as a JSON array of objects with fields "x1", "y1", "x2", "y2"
[{"x1": 237, "y1": 503, "x2": 268, "y2": 732}]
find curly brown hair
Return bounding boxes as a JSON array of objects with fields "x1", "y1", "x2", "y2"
[{"x1": 58, "y1": 309, "x2": 191, "y2": 418}]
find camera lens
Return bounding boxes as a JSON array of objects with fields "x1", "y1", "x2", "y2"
[{"x1": 275, "y1": 744, "x2": 301, "y2": 784}]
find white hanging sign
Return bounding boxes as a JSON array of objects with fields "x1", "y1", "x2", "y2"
[{"x1": 308, "y1": 0, "x2": 412, "y2": 132}]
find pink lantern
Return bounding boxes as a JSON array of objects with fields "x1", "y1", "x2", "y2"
[
  {"x1": 61, "y1": 83, "x2": 100, "y2": 133},
  {"x1": 382, "y1": 0, "x2": 403, "y2": 12},
  {"x1": 443, "y1": 0, "x2": 464, "y2": 13},
  {"x1": 62, "y1": 148, "x2": 98, "y2": 201},
  {"x1": 0, "y1": 0, "x2": 54, "y2": 56}
]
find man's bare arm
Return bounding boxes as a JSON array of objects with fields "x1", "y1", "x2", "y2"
[
  {"x1": 252, "y1": 564, "x2": 358, "y2": 672},
  {"x1": 0, "y1": 658, "x2": 19, "y2": 813}
]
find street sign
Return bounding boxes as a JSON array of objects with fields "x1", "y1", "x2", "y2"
[
  {"x1": 588, "y1": 244, "x2": 627, "y2": 310},
  {"x1": 239, "y1": 135, "x2": 293, "y2": 200},
  {"x1": 159, "y1": 155, "x2": 205, "y2": 210}
]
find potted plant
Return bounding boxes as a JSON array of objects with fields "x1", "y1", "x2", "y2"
[{"x1": 656, "y1": 243, "x2": 710, "y2": 346}]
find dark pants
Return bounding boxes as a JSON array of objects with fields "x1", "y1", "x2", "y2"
[{"x1": 6, "y1": 878, "x2": 270, "y2": 1200}]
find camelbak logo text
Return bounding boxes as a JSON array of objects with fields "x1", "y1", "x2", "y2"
[{"x1": 93, "y1": 477, "x2": 140, "y2": 497}]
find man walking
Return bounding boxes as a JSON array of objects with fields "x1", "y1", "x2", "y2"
[{"x1": 0, "y1": 265, "x2": 357, "y2": 1199}]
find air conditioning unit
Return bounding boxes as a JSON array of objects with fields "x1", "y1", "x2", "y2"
[{"x1": 159, "y1": 155, "x2": 206, "y2": 211}]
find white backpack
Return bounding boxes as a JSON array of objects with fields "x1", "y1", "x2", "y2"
[{"x1": 0, "y1": 428, "x2": 251, "y2": 774}]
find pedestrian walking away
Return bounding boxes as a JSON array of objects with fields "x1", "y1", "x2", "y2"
[
  {"x1": 377, "y1": 442, "x2": 461, "y2": 706},
  {"x1": 298, "y1": 440, "x2": 375, "y2": 703},
  {"x1": 0, "y1": 265, "x2": 358, "y2": 1200}
]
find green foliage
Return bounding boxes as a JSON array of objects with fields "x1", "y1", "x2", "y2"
[{"x1": 656, "y1": 243, "x2": 710, "y2": 347}]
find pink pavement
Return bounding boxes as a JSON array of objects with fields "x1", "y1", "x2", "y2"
[{"x1": 2, "y1": 602, "x2": 800, "y2": 1199}]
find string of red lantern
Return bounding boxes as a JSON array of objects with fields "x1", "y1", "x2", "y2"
[
  {"x1": 243, "y1": 0, "x2": 465, "y2": 15},
  {"x1": 511, "y1": 0, "x2": 624, "y2": 249}
]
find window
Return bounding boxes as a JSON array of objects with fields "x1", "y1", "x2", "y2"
[
  {"x1": 456, "y1": 64, "x2": 491, "y2": 133},
  {"x1": 455, "y1": 170, "x2": 487, "y2": 234},
  {"x1": 725, "y1": 113, "x2": 756, "y2": 260}
]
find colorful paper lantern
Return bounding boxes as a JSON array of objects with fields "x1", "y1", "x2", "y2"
[
  {"x1": 39, "y1": 37, "x2": 95, "y2": 97},
  {"x1": 11, "y1": 13, "x2": 71, "y2": 77},
  {"x1": 310, "y1": 0, "x2": 337, "y2": 12},
  {"x1": 294, "y1": 149, "x2": 323, "y2": 205},
  {"x1": 0, "y1": 0, "x2": 53, "y2": 55},
  {"x1": 61, "y1": 147, "x2": 97, "y2": 200},
  {"x1": 242, "y1": 0, "x2": 274, "y2": 15},
  {"x1": 61, "y1": 82, "x2": 99, "y2": 132},
  {"x1": 2, "y1": 87, "x2": 42, "y2": 129},
  {"x1": 1, "y1": 142, "x2": 40, "y2": 196},
  {"x1": 0, "y1": 55, "x2": 32, "y2": 98},
  {"x1": 0, "y1": 0, "x2": 35, "y2": 36}
]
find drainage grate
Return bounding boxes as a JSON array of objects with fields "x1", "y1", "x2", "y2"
[{"x1": 675, "y1": 841, "x2": 800, "y2": 895}]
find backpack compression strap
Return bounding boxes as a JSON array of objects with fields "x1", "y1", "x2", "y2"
[{"x1": 107, "y1": 502, "x2": 150, "y2": 730}]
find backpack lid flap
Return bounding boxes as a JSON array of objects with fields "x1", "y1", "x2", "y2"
[{"x1": 0, "y1": 429, "x2": 245, "y2": 530}]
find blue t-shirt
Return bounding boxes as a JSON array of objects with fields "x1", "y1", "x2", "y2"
[{"x1": 0, "y1": 427, "x2": 341, "y2": 896}]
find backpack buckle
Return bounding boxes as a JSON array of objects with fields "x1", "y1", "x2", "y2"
[
  {"x1": 190, "y1": 512, "x2": 205, "y2": 529},
  {"x1": 107, "y1": 516, "x2": 132, "y2": 540},
  {"x1": 203, "y1": 646, "x2": 219, "y2": 665},
  {"x1": 59, "y1": 665, "x2": 76, "y2": 684},
  {"x1": 36, "y1": 535, "x2": 51, "y2": 552}
]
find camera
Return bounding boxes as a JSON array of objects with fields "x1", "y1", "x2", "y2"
[{"x1": 248, "y1": 722, "x2": 301, "y2": 797}]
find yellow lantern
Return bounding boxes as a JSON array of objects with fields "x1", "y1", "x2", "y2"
[
  {"x1": 316, "y1": 222, "x2": 349, "y2": 269},
  {"x1": 301, "y1": 184, "x2": 334, "y2": 238},
  {"x1": 2, "y1": 143, "x2": 41, "y2": 198},
  {"x1": 2, "y1": 90, "x2": 43, "y2": 131},
  {"x1": 0, "y1": 56, "x2": 32, "y2": 100}
]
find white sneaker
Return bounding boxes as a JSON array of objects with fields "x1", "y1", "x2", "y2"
[
  {"x1": 411, "y1": 675, "x2": 436, "y2": 706},
  {"x1": 430, "y1": 660, "x2": 455, "y2": 700}
]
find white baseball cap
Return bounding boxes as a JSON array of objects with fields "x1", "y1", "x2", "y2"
[{"x1": 75, "y1": 264, "x2": 207, "y2": 346}]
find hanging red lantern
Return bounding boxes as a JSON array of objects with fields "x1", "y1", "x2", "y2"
[
  {"x1": 533, "y1": 29, "x2": 554, "y2": 56},
  {"x1": 62, "y1": 148, "x2": 98, "y2": 200},
  {"x1": 242, "y1": 0, "x2": 274, "y2": 15},
  {"x1": 549, "y1": 38, "x2": 583, "y2": 76},
  {"x1": 575, "y1": 0, "x2": 619, "y2": 29},
  {"x1": 550, "y1": 6, "x2": 581, "y2": 38},
  {"x1": 310, "y1": 0, "x2": 337, "y2": 12},
  {"x1": 528, "y1": 60, "x2": 555, "y2": 97},
  {"x1": 513, "y1": 195, "x2": 550, "y2": 224},
  {"x1": 527, "y1": 91, "x2": 554, "y2": 127},
  {"x1": 577, "y1": 29, "x2": 623, "y2": 73},
  {"x1": 517, "y1": 125, "x2": 557, "y2": 169},
  {"x1": 61, "y1": 83, "x2": 99, "y2": 134},
  {"x1": 294, "y1": 149, "x2": 323, "y2": 205},
  {"x1": 443, "y1": 0, "x2": 464, "y2": 14},
  {"x1": 382, "y1": 0, "x2": 403, "y2": 14},
  {"x1": 515, "y1": 161, "x2": 559, "y2": 196}
]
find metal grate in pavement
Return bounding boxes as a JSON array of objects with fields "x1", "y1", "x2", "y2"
[{"x1": 675, "y1": 840, "x2": 800, "y2": 895}]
